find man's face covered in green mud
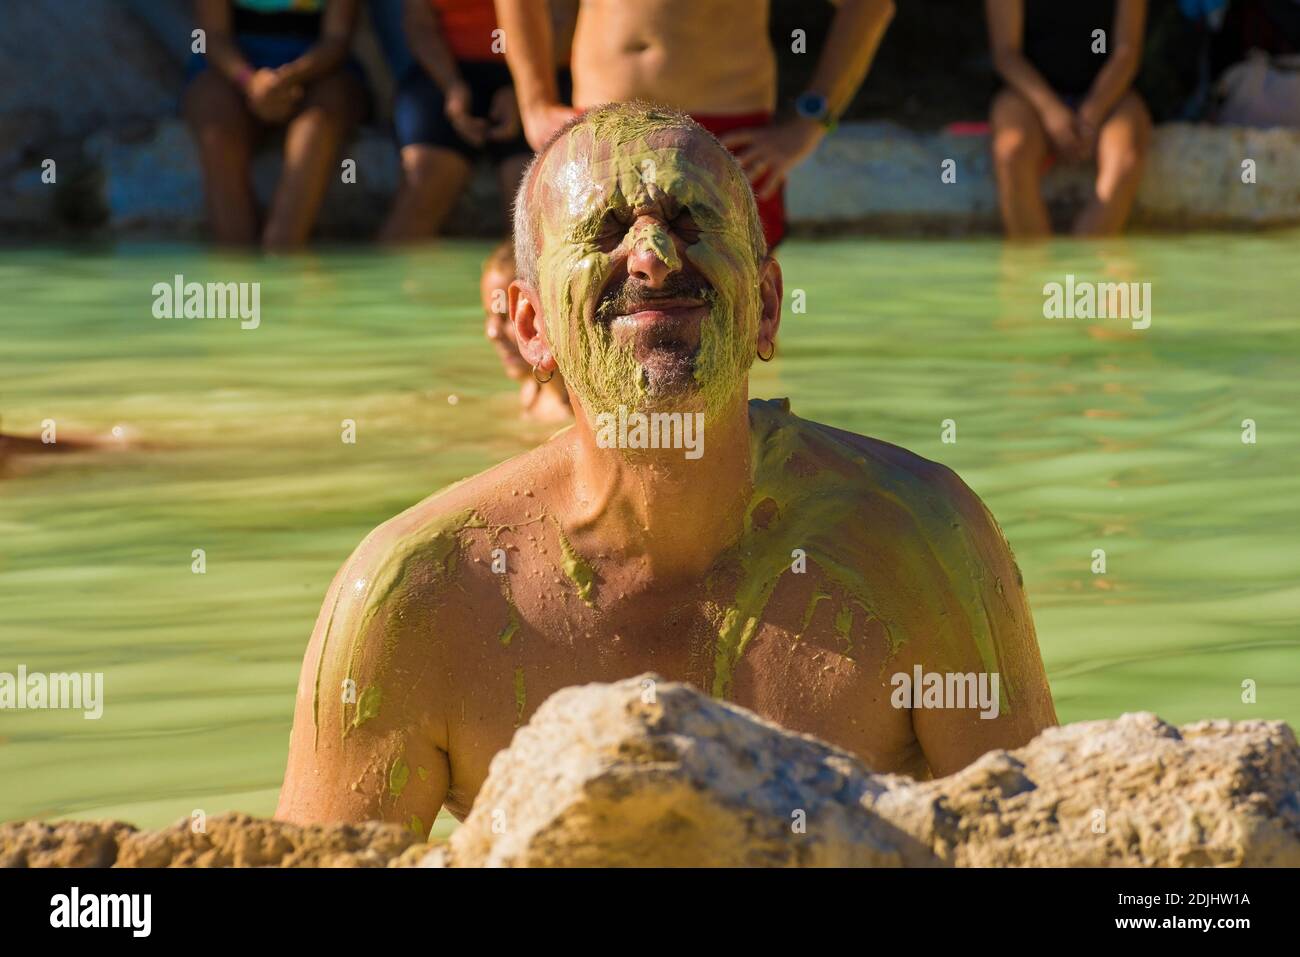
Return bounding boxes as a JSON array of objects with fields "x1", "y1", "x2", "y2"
[{"x1": 529, "y1": 117, "x2": 766, "y2": 421}]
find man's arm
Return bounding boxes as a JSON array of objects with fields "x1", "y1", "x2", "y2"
[
  {"x1": 495, "y1": 0, "x2": 578, "y2": 149},
  {"x1": 194, "y1": 0, "x2": 250, "y2": 87},
  {"x1": 403, "y1": 0, "x2": 463, "y2": 91},
  {"x1": 986, "y1": 0, "x2": 1061, "y2": 120},
  {"x1": 193, "y1": 0, "x2": 301, "y2": 123},
  {"x1": 273, "y1": 0, "x2": 360, "y2": 87},
  {"x1": 807, "y1": 0, "x2": 895, "y2": 126},
  {"x1": 908, "y1": 466, "x2": 1058, "y2": 778},
  {"x1": 276, "y1": 533, "x2": 450, "y2": 833},
  {"x1": 404, "y1": 0, "x2": 491, "y2": 146},
  {"x1": 720, "y1": 0, "x2": 894, "y2": 200},
  {"x1": 1077, "y1": 0, "x2": 1147, "y2": 137},
  {"x1": 986, "y1": 0, "x2": 1085, "y2": 160}
]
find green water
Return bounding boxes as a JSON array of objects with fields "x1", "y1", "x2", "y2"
[{"x1": 2, "y1": 236, "x2": 1297, "y2": 832}]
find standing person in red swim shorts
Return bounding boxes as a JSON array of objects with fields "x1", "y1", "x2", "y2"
[{"x1": 493, "y1": 0, "x2": 895, "y2": 251}]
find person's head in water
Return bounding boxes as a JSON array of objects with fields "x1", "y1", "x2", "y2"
[
  {"x1": 481, "y1": 239, "x2": 573, "y2": 421},
  {"x1": 509, "y1": 101, "x2": 780, "y2": 424},
  {"x1": 481, "y1": 240, "x2": 529, "y2": 382}
]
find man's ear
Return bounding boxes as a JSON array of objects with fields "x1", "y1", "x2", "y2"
[
  {"x1": 757, "y1": 255, "x2": 783, "y2": 355},
  {"x1": 509, "y1": 279, "x2": 556, "y2": 373}
]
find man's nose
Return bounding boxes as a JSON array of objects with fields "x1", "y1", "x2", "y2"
[{"x1": 624, "y1": 217, "x2": 682, "y2": 287}]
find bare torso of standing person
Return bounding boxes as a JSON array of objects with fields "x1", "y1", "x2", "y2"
[{"x1": 570, "y1": 0, "x2": 777, "y2": 114}]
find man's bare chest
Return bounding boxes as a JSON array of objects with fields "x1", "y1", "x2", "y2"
[{"x1": 438, "y1": 566, "x2": 922, "y2": 815}]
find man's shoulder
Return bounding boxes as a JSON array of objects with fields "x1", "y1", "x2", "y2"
[
  {"x1": 339, "y1": 440, "x2": 569, "y2": 612},
  {"x1": 749, "y1": 398, "x2": 1029, "y2": 668},
  {"x1": 748, "y1": 396, "x2": 980, "y2": 519}
]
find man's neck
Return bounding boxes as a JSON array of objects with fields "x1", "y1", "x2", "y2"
[{"x1": 564, "y1": 388, "x2": 753, "y2": 585}]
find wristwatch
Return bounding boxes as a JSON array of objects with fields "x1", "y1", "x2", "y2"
[{"x1": 795, "y1": 91, "x2": 837, "y2": 132}]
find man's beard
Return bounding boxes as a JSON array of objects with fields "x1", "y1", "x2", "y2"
[
  {"x1": 546, "y1": 259, "x2": 758, "y2": 424},
  {"x1": 594, "y1": 271, "x2": 716, "y2": 404}
]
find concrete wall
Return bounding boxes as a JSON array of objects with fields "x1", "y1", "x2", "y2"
[
  {"x1": 6, "y1": 117, "x2": 1297, "y2": 240},
  {"x1": 788, "y1": 120, "x2": 1300, "y2": 234}
]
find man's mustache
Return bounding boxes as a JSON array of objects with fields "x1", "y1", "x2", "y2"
[{"x1": 595, "y1": 272, "x2": 715, "y2": 322}]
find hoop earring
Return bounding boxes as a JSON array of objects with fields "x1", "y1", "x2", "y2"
[
  {"x1": 757, "y1": 341, "x2": 775, "y2": 362},
  {"x1": 533, "y1": 365, "x2": 555, "y2": 384}
]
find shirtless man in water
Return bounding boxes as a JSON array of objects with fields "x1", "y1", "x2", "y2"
[
  {"x1": 496, "y1": 0, "x2": 896, "y2": 249},
  {"x1": 277, "y1": 103, "x2": 1057, "y2": 830}
]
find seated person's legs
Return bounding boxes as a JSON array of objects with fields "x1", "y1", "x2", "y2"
[
  {"x1": 990, "y1": 88, "x2": 1051, "y2": 239},
  {"x1": 1073, "y1": 91, "x2": 1152, "y2": 237},
  {"x1": 265, "y1": 68, "x2": 367, "y2": 249},
  {"x1": 380, "y1": 65, "x2": 475, "y2": 242},
  {"x1": 184, "y1": 2, "x2": 366, "y2": 250},
  {"x1": 183, "y1": 70, "x2": 260, "y2": 246},
  {"x1": 382, "y1": 145, "x2": 473, "y2": 241},
  {"x1": 988, "y1": 0, "x2": 1149, "y2": 238},
  {"x1": 383, "y1": 56, "x2": 537, "y2": 242}
]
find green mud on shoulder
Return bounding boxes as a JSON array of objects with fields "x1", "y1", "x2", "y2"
[
  {"x1": 350, "y1": 685, "x2": 382, "y2": 732},
  {"x1": 709, "y1": 398, "x2": 1017, "y2": 712},
  {"x1": 310, "y1": 580, "x2": 348, "y2": 752},
  {"x1": 353, "y1": 507, "x2": 481, "y2": 639},
  {"x1": 710, "y1": 399, "x2": 884, "y2": 698},
  {"x1": 316, "y1": 507, "x2": 482, "y2": 745}
]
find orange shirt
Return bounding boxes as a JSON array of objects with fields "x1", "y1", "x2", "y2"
[{"x1": 431, "y1": 0, "x2": 500, "y2": 62}]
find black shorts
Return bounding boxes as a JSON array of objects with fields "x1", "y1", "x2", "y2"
[{"x1": 394, "y1": 60, "x2": 571, "y2": 162}]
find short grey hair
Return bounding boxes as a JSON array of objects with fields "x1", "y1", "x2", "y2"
[{"x1": 511, "y1": 101, "x2": 766, "y2": 291}]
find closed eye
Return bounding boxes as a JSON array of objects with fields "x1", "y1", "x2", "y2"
[
  {"x1": 594, "y1": 209, "x2": 630, "y2": 250},
  {"x1": 672, "y1": 207, "x2": 702, "y2": 243}
]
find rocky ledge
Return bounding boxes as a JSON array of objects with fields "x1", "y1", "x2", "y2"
[
  {"x1": 6, "y1": 121, "x2": 1299, "y2": 239},
  {"x1": 0, "y1": 814, "x2": 429, "y2": 868},
  {"x1": 5, "y1": 675, "x2": 1297, "y2": 867}
]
